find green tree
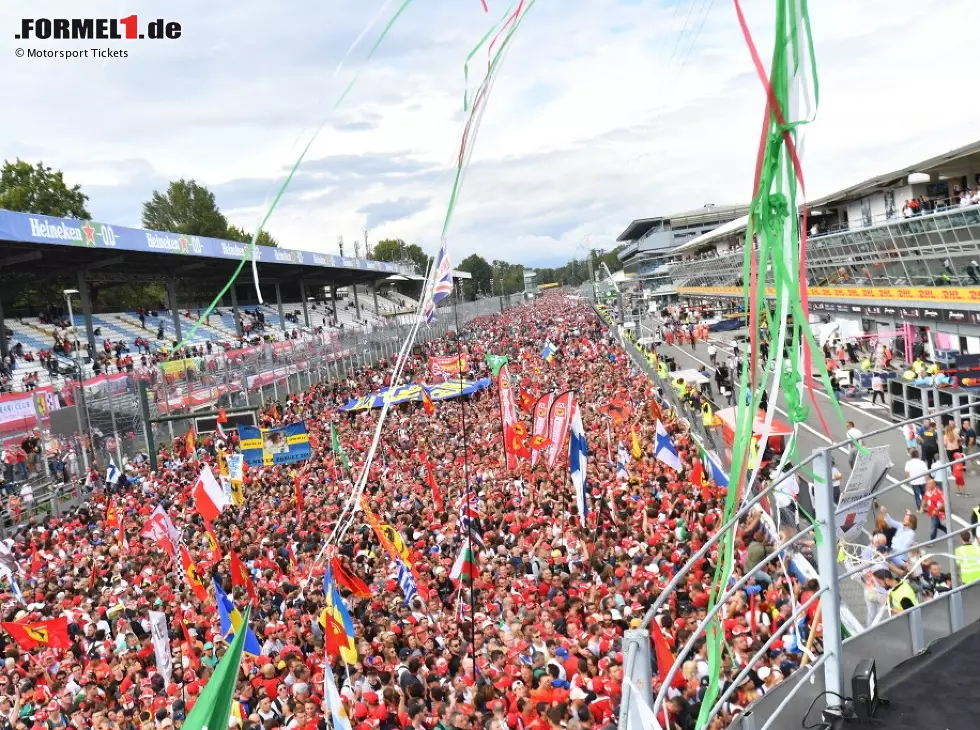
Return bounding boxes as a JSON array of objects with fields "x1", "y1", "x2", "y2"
[
  {"x1": 403, "y1": 243, "x2": 431, "y2": 275},
  {"x1": 458, "y1": 253, "x2": 492, "y2": 300},
  {"x1": 371, "y1": 238, "x2": 406, "y2": 262},
  {"x1": 0, "y1": 159, "x2": 91, "y2": 218},
  {"x1": 142, "y1": 179, "x2": 229, "y2": 238},
  {"x1": 226, "y1": 225, "x2": 279, "y2": 247}
]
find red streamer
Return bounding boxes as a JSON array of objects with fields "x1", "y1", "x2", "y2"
[{"x1": 734, "y1": 0, "x2": 830, "y2": 436}]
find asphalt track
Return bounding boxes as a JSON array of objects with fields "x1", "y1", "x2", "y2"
[{"x1": 645, "y1": 319, "x2": 979, "y2": 620}]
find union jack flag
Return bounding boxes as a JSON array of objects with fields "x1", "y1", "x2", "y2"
[{"x1": 424, "y1": 241, "x2": 453, "y2": 323}]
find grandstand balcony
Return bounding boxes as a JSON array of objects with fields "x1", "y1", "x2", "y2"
[{"x1": 673, "y1": 203, "x2": 980, "y2": 290}]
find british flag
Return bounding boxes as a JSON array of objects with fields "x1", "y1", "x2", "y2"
[{"x1": 423, "y1": 241, "x2": 453, "y2": 323}]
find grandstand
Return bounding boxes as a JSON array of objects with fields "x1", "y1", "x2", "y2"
[{"x1": 0, "y1": 209, "x2": 409, "y2": 392}]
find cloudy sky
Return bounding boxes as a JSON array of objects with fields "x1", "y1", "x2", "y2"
[{"x1": 3, "y1": 0, "x2": 979, "y2": 266}]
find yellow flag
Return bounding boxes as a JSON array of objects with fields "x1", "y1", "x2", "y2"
[{"x1": 631, "y1": 426, "x2": 641, "y2": 460}]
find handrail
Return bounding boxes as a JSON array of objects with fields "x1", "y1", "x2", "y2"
[
  {"x1": 833, "y1": 446, "x2": 980, "y2": 520},
  {"x1": 702, "y1": 589, "x2": 829, "y2": 722},
  {"x1": 757, "y1": 653, "x2": 828, "y2": 730},
  {"x1": 651, "y1": 526, "x2": 818, "y2": 715},
  {"x1": 639, "y1": 452, "x2": 819, "y2": 630}
]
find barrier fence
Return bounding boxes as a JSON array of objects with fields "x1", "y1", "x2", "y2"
[
  {"x1": 598, "y1": 301, "x2": 980, "y2": 730},
  {"x1": 1, "y1": 295, "x2": 516, "y2": 533}
]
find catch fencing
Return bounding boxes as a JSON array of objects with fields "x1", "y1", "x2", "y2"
[{"x1": 15, "y1": 295, "x2": 515, "y2": 513}]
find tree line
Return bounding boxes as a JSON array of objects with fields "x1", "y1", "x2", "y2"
[
  {"x1": 0, "y1": 158, "x2": 625, "y2": 302},
  {"x1": 0, "y1": 158, "x2": 278, "y2": 247}
]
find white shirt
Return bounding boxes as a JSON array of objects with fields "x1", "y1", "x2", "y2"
[
  {"x1": 846, "y1": 427, "x2": 863, "y2": 452},
  {"x1": 904, "y1": 457, "x2": 929, "y2": 485},
  {"x1": 871, "y1": 376, "x2": 884, "y2": 392},
  {"x1": 707, "y1": 345, "x2": 717, "y2": 357}
]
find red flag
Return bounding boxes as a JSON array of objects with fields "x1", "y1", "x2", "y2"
[
  {"x1": 177, "y1": 610, "x2": 201, "y2": 670},
  {"x1": 105, "y1": 501, "x2": 120, "y2": 531},
  {"x1": 517, "y1": 389, "x2": 534, "y2": 413},
  {"x1": 229, "y1": 550, "x2": 256, "y2": 603},
  {"x1": 650, "y1": 618, "x2": 685, "y2": 689},
  {"x1": 29, "y1": 547, "x2": 42, "y2": 575},
  {"x1": 1, "y1": 617, "x2": 71, "y2": 651},
  {"x1": 294, "y1": 473, "x2": 304, "y2": 524},
  {"x1": 421, "y1": 387, "x2": 435, "y2": 415},
  {"x1": 179, "y1": 545, "x2": 209, "y2": 604},
  {"x1": 185, "y1": 427, "x2": 197, "y2": 460},
  {"x1": 330, "y1": 557, "x2": 373, "y2": 598},
  {"x1": 203, "y1": 521, "x2": 222, "y2": 564},
  {"x1": 425, "y1": 456, "x2": 444, "y2": 513},
  {"x1": 689, "y1": 460, "x2": 706, "y2": 488}
]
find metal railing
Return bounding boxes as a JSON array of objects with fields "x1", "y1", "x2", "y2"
[
  {"x1": 673, "y1": 204, "x2": 980, "y2": 290},
  {"x1": 599, "y1": 302, "x2": 980, "y2": 730},
  {"x1": 24, "y1": 295, "x2": 516, "y2": 480}
]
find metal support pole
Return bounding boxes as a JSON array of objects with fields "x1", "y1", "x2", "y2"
[
  {"x1": 933, "y1": 387, "x2": 960, "y2": 591},
  {"x1": 618, "y1": 629, "x2": 653, "y2": 730},
  {"x1": 229, "y1": 284, "x2": 242, "y2": 338},
  {"x1": 167, "y1": 281, "x2": 182, "y2": 343},
  {"x1": 275, "y1": 281, "x2": 287, "y2": 332},
  {"x1": 65, "y1": 293, "x2": 90, "y2": 476},
  {"x1": 330, "y1": 285, "x2": 339, "y2": 326},
  {"x1": 108, "y1": 388, "x2": 123, "y2": 468},
  {"x1": 813, "y1": 448, "x2": 845, "y2": 708},
  {"x1": 372, "y1": 282, "x2": 380, "y2": 316},
  {"x1": 300, "y1": 281, "x2": 311, "y2": 329},
  {"x1": 138, "y1": 381, "x2": 156, "y2": 472},
  {"x1": 76, "y1": 271, "x2": 97, "y2": 356},
  {"x1": 352, "y1": 285, "x2": 361, "y2": 322},
  {"x1": 0, "y1": 296, "x2": 7, "y2": 360}
]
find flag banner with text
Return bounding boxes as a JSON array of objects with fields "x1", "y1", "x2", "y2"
[
  {"x1": 238, "y1": 421, "x2": 311, "y2": 467},
  {"x1": 340, "y1": 379, "x2": 491, "y2": 412}
]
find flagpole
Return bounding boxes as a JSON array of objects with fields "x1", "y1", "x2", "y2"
[{"x1": 450, "y1": 283, "x2": 478, "y2": 685}]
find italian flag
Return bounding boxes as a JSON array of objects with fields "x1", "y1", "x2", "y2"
[{"x1": 450, "y1": 539, "x2": 477, "y2": 584}]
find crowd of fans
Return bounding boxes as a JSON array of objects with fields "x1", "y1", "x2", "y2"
[{"x1": 0, "y1": 296, "x2": 824, "y2": 730}]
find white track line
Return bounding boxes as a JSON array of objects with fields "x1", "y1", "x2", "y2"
[{"x1": 663, "y1": 337, "x2": 970, "y2": 527}]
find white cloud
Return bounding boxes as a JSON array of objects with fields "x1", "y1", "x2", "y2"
[{"x1": 2, "y1": 0, "x2": 979, "y2": 266}]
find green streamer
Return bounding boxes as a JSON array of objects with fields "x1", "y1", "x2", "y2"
[
  {"x1": 696, "y1": 1, "x2": 824, "y2": 725},
  {"x1": 167, "y1": 0, "x2": 417, "y2": 357},
  {"x1": 463, "y1": 2, "x2": 515, "y2": 111},
  {"x1": 441, "y1": 0, "x2": 536, "y2": 239}
]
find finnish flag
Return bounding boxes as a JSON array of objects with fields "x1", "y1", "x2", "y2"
[
  {"x1": 616, "y1": 443, "x2": 630, "y2": 481},
  {"x1": 106, "y1": 460, "x2": 121, "y2": 485},
  {"x1": 654, "y1": 420, "x2": 682, "y2": 472},
  {"x1": 396, "y1": 561, "x2": 418, "y2": 606},
  {"x1": 568, "y1": 403, "x2": 588, "y2": 527}
]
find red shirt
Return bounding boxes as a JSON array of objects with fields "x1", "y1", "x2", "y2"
[{"x1": 922, "y1": 489, "x2": 945, "y2": 518}]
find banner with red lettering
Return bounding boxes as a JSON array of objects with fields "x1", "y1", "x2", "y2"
[
  {"x1": 545, "y1": 391, "x2": 575, "y2": 470},
  {"x1": 497, "y1": 363, "x2": 518, "y2": 470},
  {"x1": 530, "y1": 393, "x2": 554, "y2": 467}
]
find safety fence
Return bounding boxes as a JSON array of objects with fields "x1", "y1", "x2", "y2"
[
  {"x1": 599, "y1": 300, "x2": 980, "y2": 730},
  {"x1": 1, "y1": 296, "x2": 516, "y2": 517}
]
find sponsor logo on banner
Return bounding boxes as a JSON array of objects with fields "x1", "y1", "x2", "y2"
[
  {"x1": 28, "y1": 217, "x2": 118, "y2": 248},
  {"x1": 497, "y1": 364, "x2": 518, "y2": 471},
  {"x1": 530, "y1": 393, "x2": 555, "y2": 468},
  {"x1": 145, "y1": 232, "x2": 203, "y2": 255},
  {"x1": 545, "y1": 391, "x2": 575, "y2": 471}
]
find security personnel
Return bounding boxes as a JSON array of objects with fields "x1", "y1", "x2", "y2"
[
  {"x1": 702, "y1": 401, "x2": 715, "y2": 428},
  {"x1": 955, "y1": 532, "x2": 980, "y2": 584},
  {"x1": 880, "y1": 572, "x2": 919, "y2": 613}
]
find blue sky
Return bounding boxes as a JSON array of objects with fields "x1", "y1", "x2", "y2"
[{"x1": 2, "y1": 0, "x2": 979, "y2": 266}]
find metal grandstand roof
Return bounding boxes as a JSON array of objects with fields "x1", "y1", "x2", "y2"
[
  {"x1": 673, "y1": 139, "x2": 980, "y2": 255},
  {"x1": 0, "y1": 209, "x2": 405, "y2": 291}
]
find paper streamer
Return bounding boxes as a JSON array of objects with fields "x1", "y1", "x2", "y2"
[
  {"x1": 695, "y1": 1, "x2": 830, "y2": 725},
  {"x1": 167, "y1": 0, "x2": 417, "y2": 357}
]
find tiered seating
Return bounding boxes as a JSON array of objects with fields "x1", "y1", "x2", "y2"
[{"x1": 386, "y1": 290, "x2": 419, "y2": 309}]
